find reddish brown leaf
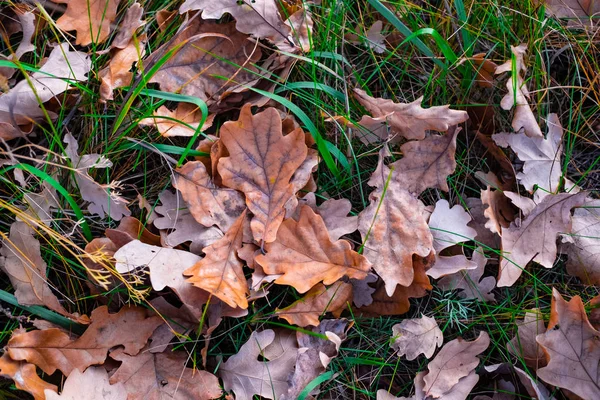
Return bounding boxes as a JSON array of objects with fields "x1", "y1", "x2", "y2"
[
  {"x1": 52, "y1": 0, "x2": 119, "y2": 45},
  {"x1": 0, "y1": 352, "x2": 57, "y2": 400}
]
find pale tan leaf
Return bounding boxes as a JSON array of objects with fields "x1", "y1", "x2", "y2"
[
  {"x1": 428, "y1": 199, "x2": 477, "y2": 252},
  {"x1": 218, "y1": 105, "x2": 308, "y2": 243},
  {"x1": 256, "y1": 205, "x2": 371, "y2": 293},
  {"x1": 423, "y1": 331, "x2": 490, "y2": 398},
  {"x1": 545, "y1": 0, "x2": 600, "y2": 28},
  {"x1": 346, "y1": 21, "x2": 386, "y2": 54},
  {"x1": 64, "y1": 133, "x2": 130, "y2": 221},
  {"x1": 492, "y1": 114, "x2": 563, "y2": 193},
  {"x1": 391, "y1": 315, "x2": 443, "y2": 360},
  {"x1": 276, "y1": 281, "x2": 352, "y2": 327},
  {"x1": 219, "y1": 329, "x2": 298, "y2": 400},
  {"x1": 498, "y1": 192, "x2": 587, "y2": 287},
  {"x1": 23, "y1": 182, "x2": 59, "y2": 227},
  {"x1": 276, "y1": 10, "x2": 313, "y2": 53},
  {"x1": 427, "y1": 253, "x2": 478, "y2": 280},
  {"x1": 139, "y1": 103, "x2": 214, "y2": 137},
  {"x1": 0, "y1": 353, "x2": 57, "y2": 400},
  {"x1": 536, "y1": 289, "x2": 600, "y2": 400},
  {"x1": 109, "y1": 347, "x2": 222, "y2": 400},
  {"x1": 111, "y1": 3, "x2": 144, "y2": 49},
  {"x1": 507, "y1": 308, "x2": 546, "y2": 368},
  {"x1": 7, "y1": 306, "x2": 162, "y2": 376},
  {"x1": 148, "y1": 21, "x2": 261, "y2": 103},
  {"x1": 185, "y1": 210, "x2": 249, "y2": 309},
  {"x1": 297, "y1": 193, "x2": 358, "y2": 241},
  {"x1": 174, "y1": 160, "x2": 246, "y2": 232},
  {"x1": 565, "y1": 200, "x2": 600, "y2": 285},
  {"x1": 352, "y1": 88, "x2": 468, "y2": 143},
  {"x1": 44, "y1": 367, "x2": 126, "y2": 400},
  {"x1": 390, "y1": 127, "x2": 460, "y2": 195},
  {"x1": 438, "y1": 247, "x2": 496, "y2": 302},
  {"x1": 0, "y1": 9, "x2": 35, "y2": 80},
  {"x1": 179, "y1": 0, "x2": 291, "y2": 41},
  {"x1": 481, "y1": 187, "x2": 515, "y2": 235}
]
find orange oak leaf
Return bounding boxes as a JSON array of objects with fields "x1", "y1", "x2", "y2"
[
  {"x1": 276, "y1": 281, "x2": 352, "y2": 327},
  {"x1": 148, "y1": 21, "x2": 261, "y2": 103},
  {"x1": 536, "y1": 289, "x2": 600, "y2": 400},
  {"x1": 256, "y1": 206, "x2": 371, "y2": 293},
  {"x1": 352, "y1": 88, "x2": 468, "y2": 144},
  {"x1": 45, "y1": 367, "x2": 126, "y2": 399},
  {"x1": 6, "y1": 305, "x2": 162, "y2": 376},
  {"x1": 174, "y1": 160, "x2": 246, "y2": 232},
  {"x1": 390, "y1": 126, "x2": 460, "y2": 195},
  {"x1": 218, "y1": 105, "x2": 308, "y2": 243},
  {"x1": 99, "y1": 34, "x2": 146, "y2": 100},
  {"x1": 185, "y1": 210, "x2": 249, "y2": 309},
  {"x1": 109, "y1": 347, "x2": 222, "y2": 399},
  {"x1": 0, "y1": 352, "x2": 57, "y2": 400},
  {"x1": 52, "y1": 0, "x2": 120, "y2": 45},
  {"x1": 423, "y1": 331, "x2": 490, "y2": 398},
  {"x1": 498, "y1": 192, "x2": 587, "y2": 287}
]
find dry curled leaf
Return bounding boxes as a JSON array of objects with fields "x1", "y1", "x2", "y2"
[
  {"x1": 174, "y1": 160, "x2": 246, "y2": 232},
  {"x1": 352, "y1": 88, "x2": 468, "y2": 144},
  {"x1": 7, "y1": 305, "x2": 162, "y2": 376},
  {"x1": 218, "y1": 104, "x2": 308, "y2": 243},
  {"x1": 139, "y1": 103, "x2": 213, "y2": 137},
  {"x1": 109, "y1": 347, "x2": 222, "y2": 400},
  {"x1": 507, "y1": 308, "x2": 546, "y2": 369},
  {"x1": 498, "y1": 192, "x2": 587, "y2": 287},
  {"x1": 438, "y1": 247, "x2": 496, "y2": 302},
  {"x1": 423, "y1": 331, "x2": 490, "y2": 398},
  {"x1": 536, "y1": 289, "x2": 600, "y2": 400},
  {"x1": 276, "y1": 281, "x2": 352, "y2": 327},
  {"x1": 391, "y1": 315, "x2": 443, "y2": 360},
  {"x1": 52, "y1": 0, "x2": 120, "y2": 45},
  {"x1": 219, "y1": 329, "x2": 298, "y2": 400},
  {"x1": 44, "y1": 367, "x2": 126, "y2": 400},
  {"x1": 256, "y1": 205, "x2": 371, "y2": 293},
  {"x1": 390, "y1": 127, "x2": 460, "y2": 195},
  {"x1": 0, "y1": 353, "x2": 57, "y2": 400},
  {"x1": 185, "y1": 210, "x2": 249, "y2": 309},
  {"x1": 64, "y1": 132, "x2": 131, "y2": 221}
]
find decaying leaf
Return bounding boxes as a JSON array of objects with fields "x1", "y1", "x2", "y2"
[
  {"x1": 298, "y1": 193, "x2": 358, "y2": 240},
  {"x1": 174, "y1": 161, "x2": 246, "y2": 232},
  {"x1": 565, "y1": 200, "x2": 600, "y2": 285},
  {"x1": 152, "y1": 189, "x2": 223, "y2": 254},
  {"x1": 391, "y1": 315, "x2": 443, "y2": 360},
  {"x1": 351, "y1": 88, "x2": 468, "y2": 144},
  {"x1": 346, "y1": 21, "x2": 386, "y2": 54},
  {"x1": 64, "y1": 132, "x2": 131, "y2": 221},
  {"x1": 218, "y1": 105, "x2": 308, "y2": 243},
  {"x1": 44, "y1": 367, "x2": 126, "y2": 400},
  {"x1": 148, "y1": 20, "x2": 261, "y2": 103},
  {"x1": 390, "y1": 127, "x2": 460, "y2": 195},
  {"x1": 185, "y1": 210, "x2": 249, "y2": 309},
  {"x1": 52, "y1": 0, "x2": 119, "y2": 45},
  {"x1": 139, "y1": 103, "x2": 214, "y2": 137},
  {"x1": 480, "y1": 186, "x2": 515, "y2": 235},
  {"x1": 423, "y1": 331, "x2": 490, "y2": 398},
  {"x1": 99, "y1": 37, "x2": 146, "y2": 100},
  {"x1": 276, "y1": 281, "x2": 352, "y2": 327},
  {"x1": 256, "y1": 205, "x2": 371, "y2": 293},
  {"x1": 0, "y1": 353, "x2": 57, "y2": 400},
  {"x1": 351, "y1": 273, "x2": 378, "y2": 308},
  {"x1": 498, "y1": 192, "x2": 587, "y2": 287},
  {"x1": 219, "y1": 329, "x2": 298, "y2": 400},
  {"x1": 6, "y1": 305, "x2": 161, "y2": 376},
  {"x1": 0, "y1": 221, "x2": 87, "y2": 322},
  {"x1": 438, "y1": 247, "x2": 496, "y2": 302},
  {"x1": 536, "y1": 289, "x2": 600, "y2": 400},
  {"x1": 507, "y1": 308, "x2": 546, "y2": 368},
  {"x1": 545, "y1": 0, "x2": 600, "y2": 28},
  {"x1": 0, "y1": 8, "x2": 36, "y2": 79},
  {"x1": 492, "y1": 114, "x2": 563, "y2": 193},
  {"x1": 495, "y1": 44, "x2": 542, "y2": 138},
  {"x1": 109, "y1": 347, "x2": 222, "y2": 399}
]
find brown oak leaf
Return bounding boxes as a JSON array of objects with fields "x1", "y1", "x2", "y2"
[
  {"x1": 218, "y1": 104, "x2": 308, "y2": 243},
  {"x1": 52, "y1": 0, "x2": 120, "y2": 45},
  {"x1": 256, "y1": 205, "x2": 371, "y2": 293},
  {"x1": 437, "y1": 247, "x2": 496, "y2": 302},
  {"x1": 139, "y1": 103, "x2": 214, "y2": 137},
  {"x1": 565, "y1": 200, "x2": 600, "y2": 285},
  {"x1": 391, "y1": 315, "x2": 443, "y2": 360},
  {"x1": 45, "y1": 367, "x2": 126, "y2": 399},
  {"x1": 507, "y1": 308, "x2": 546, "y2": 369}
]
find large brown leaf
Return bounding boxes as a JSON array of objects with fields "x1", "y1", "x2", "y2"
[
  {"x1": 185, "y1": 210, "x2": 249, "y2": 309},
  {"x1": 256, "y1": 206, "x2": 371, "y2": 293},
  {"x1": 276, "y1": 281, "x2": 352, "y2": 327},
  {"x1": 507, "y1": 308, "x2": 546, "y2": 369},
  {"x1": 498, "y1": 192, "x2": 587, "y2": 287},
  {"x1": 423, "y1": 331, "x2": 490, "y2": 398},
  {"x1": 358, "y1": 177, "x2": 432, "y2": 295},
  {"x1": 352, "y1": 88, "x2": 468, "y2": 143},
  {"x1": 148, "y1": 21, "x2": 261, "y2": 103},
  {"x1": 536, "y1": 289, "x2": 600, "y2": 399},
  {"x1": 51, "y1": 0, "x2": 119, "y2": 45},
  {"x1": 45, "y1": 367, "x2": 126, "y2": 400},
  {"x1": 174, "y1": 160, "x2": 246, "y2": 232},
  {"x1": 6, "y1": 305, "x2": 162, "y2": 375},
  {"x1": 109, "y1": 347, "x2": 222, "y2": 399},
  {"x1": 390, "y1": 127, "x2": 460, "y2": 195},
  {"x1": 391, "y1": 315, "x2": 443, "y2": 361},
  {"x1": 218, "y1": 105, "x2": 308, "y2": 243},
  {"x1": 0, "y1": 352, "x2": 57, "y2": 400}
]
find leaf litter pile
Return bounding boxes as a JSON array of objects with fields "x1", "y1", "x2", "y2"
[{"x1": 0, "y1": 0, "x2": 599, "y2": 399}]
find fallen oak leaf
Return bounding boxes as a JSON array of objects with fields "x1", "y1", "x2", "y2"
[
  {"x1": 536, "y1": 289, "x2": 600, "y2": 400},
  {"x1": 565, "y1": 199, "x2": 600, "y2": 285},
  {"x1": 276, "y1": 281, "x2": 352, "y2": 327},
  {"x1": 139, "y1": 103, "x2": 214, "y2": 137},
  {"x1": 391, "y1": 315, "x2": 443, "y2": 360},
  {"x1": 437, "y1": 247, "x2": 496, "y2": 302},
  {"x1": 218, "y1": 104, "x2": 308, "y2": 243},
  {"x1": 544, "y1": 0, "x2": 600, "y2": 28},
  {"x1": 0, "y1": 352, "x2": 57, "y2": 400},
  {"x1": 297, "y1": 193, "x2": 358, "y2": 241},
  {"x1": 507, "y1": 308, "x2": 546, "y2": 369},
  {"x1": 256, "y1": 205, "x2": 371, "y2": 293},
  {"x1": 44, "y1": 367, "x2": 126, "y2": 400},
  {"x1": 51, "y1": 0, "x2": 120, "y2": 45}
]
